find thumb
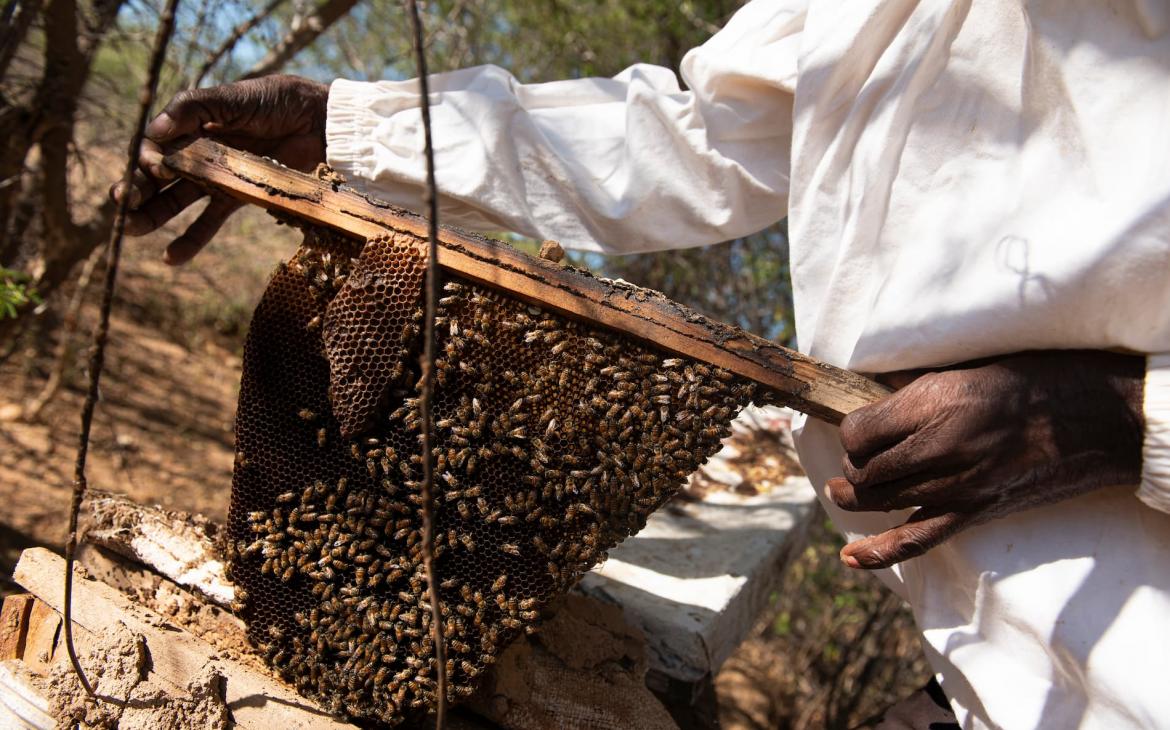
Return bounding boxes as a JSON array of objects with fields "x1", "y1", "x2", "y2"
[
  {"x1": 840, "y1": 508, "x2": 969, "y2": 569},
  {"x1": 146, "y1": 84, "x2": 255, "y2": 144}
]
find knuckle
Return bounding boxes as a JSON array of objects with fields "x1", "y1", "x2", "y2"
[
  {"x1": 895, "y1": 525, "x2": 935, "y2": 559},
  {"x1": 166, "y1": 88, "x2": 198, "y2": 113},
  {"x1": 839, "y1": 408, "x2": 875, "y2": 454},
  {"x1": 826, "y1": 479, "x2": 860, "y2": 511},
  {"x1": 842, "y1": 453, "x2": 870, "y2": 481}
]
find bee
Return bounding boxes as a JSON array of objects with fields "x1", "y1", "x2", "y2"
[
  {"x1": 500, "y1": 543, "x2": 521, "y2": 556},
  {"x1": 298, "y1": 408, "x2": 317, "y2": 421},
  {"x1": 456, "y1": 501, "x2": 471, "y2": 520},
  {"x1": 459, "y1": 534, "x2": 476, "y2": 552},
  {"x1": 663, "y1": 358, "x2": 683, "y2": 368},
  {"x1": 491, "y1": 574, "x2": 507, "y2": 592}
]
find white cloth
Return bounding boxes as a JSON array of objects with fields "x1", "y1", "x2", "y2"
[{"x1": 325, "y1": 1, "x2": 1170, "y2": 727}]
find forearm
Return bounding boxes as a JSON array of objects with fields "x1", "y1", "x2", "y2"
[{"x1": 324, "y1": 2, "x2": 804, "y2": 253}]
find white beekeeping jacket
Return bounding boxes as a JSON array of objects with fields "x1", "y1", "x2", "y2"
[{"x1": 324, "y1": 1, "x2": 1170, "y2": 726}]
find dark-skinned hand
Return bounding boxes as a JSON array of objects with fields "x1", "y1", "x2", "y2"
[
  {"x1": 110, "y1": 74, "x2": 329, "y2": 265},
  {"x1": 830, "y1": 350, "x2": 1145, "y2": 570}
]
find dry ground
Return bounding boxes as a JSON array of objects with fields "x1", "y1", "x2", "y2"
[{"x1": 0, "y1": 200, "x2": 931, "y2": 728}]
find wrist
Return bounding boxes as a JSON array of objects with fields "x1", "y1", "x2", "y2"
[{"x1": 1040, "y1": 351, "x2": 1145, "y2": 484}]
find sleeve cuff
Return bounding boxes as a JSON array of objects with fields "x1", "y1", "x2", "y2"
[
  {"x1": 1138, "y1": 353, "x2": 1170, "y2": 514},
  {"x1": 325, "y1": 78, "x2": 422, "y2": 201}
]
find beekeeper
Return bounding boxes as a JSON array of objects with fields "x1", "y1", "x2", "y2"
[{"x1": 116, "y1": 1, "x2": 1170, "y2": 726}]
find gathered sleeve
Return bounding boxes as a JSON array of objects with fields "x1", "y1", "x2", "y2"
[{"x1": 324, "y1": 0, "x2": 805, "y2": 253}]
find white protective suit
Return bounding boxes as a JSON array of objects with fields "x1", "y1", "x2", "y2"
[{"x1": 324, "y1": 1, "x2": 1170, "y2": 726}]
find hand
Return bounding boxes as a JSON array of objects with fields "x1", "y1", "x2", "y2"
[
  {"x1": 110, "y1": 74, "x2": 329, "y2": 264},
  {"x1": 828, "y1": 350, "x2": 1145, "y2": 570}
]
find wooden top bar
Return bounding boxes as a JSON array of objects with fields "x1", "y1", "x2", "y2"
[{"x1": 164, "y1": 139, "x2": 888, "y2": 424}]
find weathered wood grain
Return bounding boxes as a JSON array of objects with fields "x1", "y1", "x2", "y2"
[
  {"x1": 164, "y1": 139, "x2": 888, "y2": 423},
  {"x1": 13, "y1": 548, "x2": 355, "y2": 730}
]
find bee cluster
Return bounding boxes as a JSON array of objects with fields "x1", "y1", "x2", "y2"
[{"x1": 229, "y1": 231, "x2": 764, "y2": 725}]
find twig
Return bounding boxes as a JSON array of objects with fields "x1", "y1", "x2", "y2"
[
  {"x1": 22, "y1": 247, "x2": 101, "y2": 421},
  {"x1": 189, "y1": 0, "x2": 288, "y2": 88},
  {"x1": 63, "y1": 0, "x2": 180, "y2": 699},
  {"x1": 241, "y1": 0, "x2": 359, "y2": 80},
  {"x1": 406, "y1": 0, "x2": 446, "y2": 725}
]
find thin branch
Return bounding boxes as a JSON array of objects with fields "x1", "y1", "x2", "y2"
[
  {"x1": 22, "y1": 246, "x2": 101, "y2": 421},
  {"x1": 189, "y1": 0, "x2": 289, "y2": 88},
  {"x1": 63, "y1": 0, "x2": 181, "y2": 699},
  {"x1": 406, "y1": 0, "x2": 446, "y2": 725},
  {"x1": 241, "y1": 0, "x2": 359, "y2": 80},
  {"x1": 0, "y1": 0, "x2": 42, "y2": 83}
]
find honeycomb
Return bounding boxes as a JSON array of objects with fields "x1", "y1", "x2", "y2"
[{"x1": 228, "y1": 226, "x2": 770, "y2": 725}]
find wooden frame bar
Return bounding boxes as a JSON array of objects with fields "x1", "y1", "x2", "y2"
[{"x1": 164, "y1": 139, "x2": 888, "y2": 423}]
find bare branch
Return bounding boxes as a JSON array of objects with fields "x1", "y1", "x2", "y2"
[
  {"x1": 189, "y1": 0, "x2": 289, "y2": 88},
  {"x1": 241, "y1": 0, "x2": 360, "y2": 80},
  {"x1": 63, "y1": 0, "x2": 181, "y2": 698},
  {"x1": 21, "y1": 247, "x2": 101, "y2": 421},
  {"x1": 0, "y1": 0, "x2": 42, "y2": 83}
]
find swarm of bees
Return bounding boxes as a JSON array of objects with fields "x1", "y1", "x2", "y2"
[{"x1": 228, "y1": 228, "x2": 766, "y2": 724}]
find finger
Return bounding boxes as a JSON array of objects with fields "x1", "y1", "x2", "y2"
[
  {"x1": 164, "y1": 196, "x2": 241, "y2": 265},
  {"x1": 147, "y1": 88, "x2": 226, "y2": 144},
  {"x1": 137, "y1": 137, "x2": 175, "y2": 182},
  {"x1": 148, "y1": 80, "x2": 278, "y2": 144},
  {"x1": 827, "y1": 473, "x2": 959, "y2": 513},
  {"x1": 109, "y1": 169, "x2": 158, "y2": 210},
  {"x1": 838, "y1": 390, "x2": 926, "y2": 459},
  {"x1": 839, "y1": 507, "x2": 969, "y2": 569},
  {"x1": 125, "y1": 180, "x2": 207, "y2": 236},
  {"x1": 841, "y1": 425, "x2": 956, "y2": 487}
]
